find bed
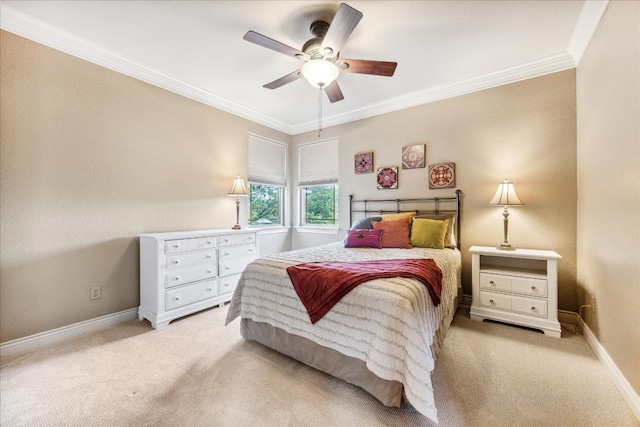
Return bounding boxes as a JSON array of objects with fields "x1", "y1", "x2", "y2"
[{"x1": 225, "y1": 191, "x2": 462, "y2": 423}]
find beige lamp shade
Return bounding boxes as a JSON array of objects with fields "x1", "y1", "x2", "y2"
[
  {"x1": 488, "y1": 179, "x2": 523, "y2": 206},
  {"x1": 228, "y1": 176, "x2": 248, "y2": 196}
]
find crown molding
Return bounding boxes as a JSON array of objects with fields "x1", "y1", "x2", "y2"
[
  {"x1": 2, "y1": 2, "x2": 605, "y2": 136},
  {"x1": 568, "y1": 0, "x2": 609, "y2": 65},
  {"x1": 0, "y1": 4, "x2": 294, "y2": 135},
  {"x1": 292, "y1": 51, "x2": 576, "y2": 134}
]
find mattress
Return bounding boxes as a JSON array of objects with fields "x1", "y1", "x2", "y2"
[{"x1": 225, "y1": 241, "x2": 462, "y2": 423}]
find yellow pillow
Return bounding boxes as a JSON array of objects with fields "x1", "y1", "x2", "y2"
[
  {"x1": 381, "y1": 212, "x2": 416, "y2": 222},
  {"x1": 410, "y1": 218, "x2": 448, "y2": 249}
]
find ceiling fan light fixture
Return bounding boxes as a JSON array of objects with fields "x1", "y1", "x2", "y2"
[{"x1": 301, "y1": 59, "x2": 339, "y2": 88}]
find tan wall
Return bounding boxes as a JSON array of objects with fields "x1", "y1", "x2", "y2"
[
  {"x1": 576, "y1": 1, "x2": 640, "y2": 396},
  {"x1": 293, "y1": 70, "x2": 578, "y2": 307},
  {"x1": 0, "y1": 31, "x2": 290, "y2": 342}
]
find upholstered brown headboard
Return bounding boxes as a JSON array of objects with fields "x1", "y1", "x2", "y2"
[{"x1": 348, "y1": 190, "x2": 462, "y2": 249}]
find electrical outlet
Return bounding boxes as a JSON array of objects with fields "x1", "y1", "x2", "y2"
[
  {"x1": 90, "y1": 286, "x2": 102, "y2": 300},
  {"x1": 591, "y1": 294, "x2": 596, "y2": 313}
]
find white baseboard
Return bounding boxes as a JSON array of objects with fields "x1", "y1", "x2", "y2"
[
  {"x1": 0, "y1": 308, "x2": 139, "y2": 358},
  {"x1": 577, "y1": 315, "x2": 640, "y2": 422}
]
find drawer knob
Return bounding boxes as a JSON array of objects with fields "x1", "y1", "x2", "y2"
[
  {"x1": 207, "y1": 270, "x2": 213, "y2": 274},
  {"x1": 489, "y1": 299, "x2": 494, "y2": 303},
  {"x1": 531, "y1": 286, "x2": 536, "y2": 290},
  {"x1": 173, "y1": 260, "x2": 179, "y2": 264},
  {"x1": 173, "y1": 244, "x2": 179, "y2": 249},
  {"x1": 174, "y1": 276, "x2": 180, "y2": 281},
  {"x1": 206, "y1": 255, "x2": 212, "y2": 259},
  {"x1": 531, "y1": 306, "x2": 536, "y2": 311},
  {"x1": 489, "y1": 281, "x2": 495, "y2": 285},
  {"x1": 207, "y1": 287, "x2": 212, "y2": 292},
  {"x1": 206, "y1": 240, "x2": 212, "y2": 244},
  {"x1": 175, "y1": 296, "x2": 180, "y2": 301}
]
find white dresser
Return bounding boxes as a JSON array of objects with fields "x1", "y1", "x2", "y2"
[
  {"x1": 469, "y1": 246, "x2": 562, "y2": 338},
  {"x1": 139, "y1": 229, "x2": 258, "y2": 329}
]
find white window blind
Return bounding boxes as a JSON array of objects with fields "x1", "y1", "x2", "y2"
[
  {"x1": 298, "y1": 138, "x2": 338, "y2": 186},
  {"x1": 248, "y1": 134, "x2": 287, "y2": 185}
]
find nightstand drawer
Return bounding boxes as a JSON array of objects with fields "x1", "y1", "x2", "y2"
[
  {"x1": 512, "y1": 296, "x2": 547, "y2": 318},
  {"x1": 480, "y1": 291, "x2": 511, "y2": 310},
  {"x1": 480, "y1": 273, "x2": 511, "y2": 291},
  {"x1": 165, "y1": 279, "x2": 218, "y2": 310},
  {"x1": 511, "y1": 276, "x2": 547, "y2": 297}
]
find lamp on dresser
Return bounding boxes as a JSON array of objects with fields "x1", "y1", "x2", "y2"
[
  {"x1": 488, "y1": 179, "x2": 524, "y2": 250},
  {"x1": 228, "y1": 175, "x2": 248, "y2": 230}
]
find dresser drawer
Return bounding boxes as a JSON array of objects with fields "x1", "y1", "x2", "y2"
[
  {"x1": 480, "y1": 273, "x2": 511, "y2": 291},
  {"x1": 165, "y1": 279, "x2": 218, "y2": 310},
  {"x1": 165, "y1": 236, "x2": 217, "y2": 254},
  {"x1": 166, "y1": 250, "x2": 217, "y2": 271},
  {"x1": 219, "y1": 273, "x2": 241, "y2": 296},
  {"x1": 165, "y1": 266, "x2": 217, "y2": 288},
  {"x1": 219, "y1": 232, "x2": 257, "y2": 247},
  {"x1": 219, "y1": 244, "x2": 258, "y2": 276}
]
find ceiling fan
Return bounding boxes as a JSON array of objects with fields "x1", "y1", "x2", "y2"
[{"x1": 243, "y1": 3, "x2": 397, "y2": 103}]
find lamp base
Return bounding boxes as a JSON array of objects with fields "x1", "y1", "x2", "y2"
[
  {"x1": 231, "y1": 224, "x2": 241, "y2": 230},
  {"x1": 497, "y1": 243, "x2": 516, "y2": 251}
]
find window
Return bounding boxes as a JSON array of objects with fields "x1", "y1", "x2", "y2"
[
  {"x1": 298, "y1": 138, "x2": 339, "y2": 226},
  {"x1": 302, "y1": 185, "x2": 338, "y2": 225},
  {"x1": 248, "y1": 134, "x2": 287, "y2": 226}
]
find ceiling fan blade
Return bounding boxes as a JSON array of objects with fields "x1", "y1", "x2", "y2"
[
  {"x1": 244, "y1": 31, "x2": 305, "y2": 59},
  {"x1": 321, "y1": 3, "x2": 363, "y2": 57},
  {"x1": 340, "y1": 59, "x2": 397, "y2": 76},
  {"x1": 263, "y1": 70, "x2": 303, "y2": 89},
  {"x1": 324, "y1": 80, "x2": 344, "y2": 103}
]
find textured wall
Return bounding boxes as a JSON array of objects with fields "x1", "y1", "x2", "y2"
[
  {"x1": 293, "y1": 70, "x2": 578, "y2": 311},
  {"x1": 0, "y1": 31, "x2": 290, "y2": 342},
  {"x1": 576, "y1": 0, "x2": 640, "y2": 397}
]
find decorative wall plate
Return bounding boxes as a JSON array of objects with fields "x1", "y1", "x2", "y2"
[
  {"x1": 428, "y1": 163, "x2": 455, "y2": 189},
  {"x1": 354, "y1": 152, "x2": 374, "y2": 174},
  {"x1": 377, "y1": 166, "x2": 398, "y2": 189},
  {"x1": 402, "y1": 144, "x2": 426, "y2": 169}
]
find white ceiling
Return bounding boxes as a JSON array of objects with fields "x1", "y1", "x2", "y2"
[{"x1": 0, "y1": 1, "x2": 607, "y2": 135}]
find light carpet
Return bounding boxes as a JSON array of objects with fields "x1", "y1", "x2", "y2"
[{"x1": 1, "y1": 305, "x2": 638, "y2": 427}]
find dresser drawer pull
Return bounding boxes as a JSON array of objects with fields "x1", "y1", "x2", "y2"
[
  {"x1": 531, "y1": 286, "x2": 536, "y2": 290},
  {"x1": 207, "y1": 287, "x2": 213, "y2": 292},
  {"x1": 174, "y1": 276, "x2": 180, "y2": 281},
  {"x1": 207, "y1": 270, "x2": 213, "y2": 274},
  {"x1": 531, "y1": 306, "x2": 536, "y2": 311},
  {"x1": 173, "y1": 260, "x2": 179, "y2": 265},
  {"x1": 175, "y1": 296, "x2": 180, "y2": 301},
  {"x1": 206, "y1": 254, "x2": 213, "y2": 259},
  {"x1": 489, "y1": 299, "x2": 495, "y2": 303}
]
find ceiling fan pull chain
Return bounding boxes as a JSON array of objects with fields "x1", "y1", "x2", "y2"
[{"x1": 318, "y1": 85, "x2": 323, "y2": 137}]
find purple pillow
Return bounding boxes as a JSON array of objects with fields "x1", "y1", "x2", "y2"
[{"x1": 344, "y1": 229, "x2": 384, "y2": 249}]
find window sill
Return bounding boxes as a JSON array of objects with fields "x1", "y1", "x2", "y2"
[
  {"x1": 247, "y1": 226, "x2": 290, "y2": 235},
  {"x1": 294, "y1": 226, "x2": 341, "y2": 235}
]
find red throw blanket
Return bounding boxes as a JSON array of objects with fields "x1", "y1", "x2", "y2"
[{"x1": 286, "y1": 258, "x2": 442, "y2": 324}]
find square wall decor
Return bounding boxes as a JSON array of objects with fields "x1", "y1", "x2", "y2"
[
  {"x1": 428, "y1": 163, "x2": 456, "y2": 189},
  {"x1": 377, "y1": 166, "x2": 398, "y2": 189},
  {"x1": 402, "y1": 144, "x2": 426, "y2": 169},
  {"x1": 354, "y1": 152, "x2": 374, "y2": 174}
]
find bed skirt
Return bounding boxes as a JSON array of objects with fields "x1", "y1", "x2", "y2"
[{"x1": 239, "y1": 290, "x2": 461, "y2": 409}]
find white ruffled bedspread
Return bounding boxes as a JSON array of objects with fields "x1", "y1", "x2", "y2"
[{"x1": 225, "y1": 242, "x2": 461, "y2": 423}]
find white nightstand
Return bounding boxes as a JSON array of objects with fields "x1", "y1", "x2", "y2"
[{"x1": 469, "y1": 246, "x2": 562, "y2": 338}]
